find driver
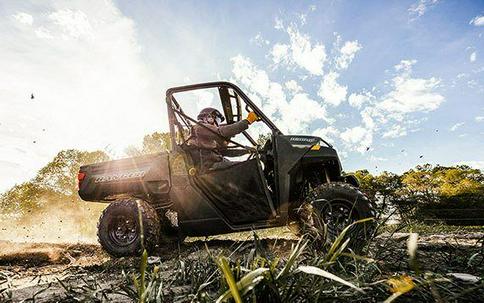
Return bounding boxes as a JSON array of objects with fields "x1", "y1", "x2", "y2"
[{"x1": 186, "y1": 107, "x2": 259, "y2": 171}]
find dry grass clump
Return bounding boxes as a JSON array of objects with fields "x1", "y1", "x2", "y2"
[{"x1": 120, "y1": 217, "x2": 483, "y2": 302}]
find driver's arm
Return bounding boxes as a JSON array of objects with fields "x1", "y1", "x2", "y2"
[
  {"x1": 218, "y1": 112, "x2": 259, "y2": 138},
  {"x1": 218, "y1": 120, "x2": 249, "y2": 138}
]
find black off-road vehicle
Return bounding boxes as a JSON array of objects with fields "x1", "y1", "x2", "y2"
[{"x1": 78, "y1": 82, "x2": 375, "y2": 257}]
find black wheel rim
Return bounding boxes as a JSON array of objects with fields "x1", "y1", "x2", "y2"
[
  {"x1": 108, "y1": 215, "x2": 139, "y2": 247},
  {"x1": 320, "y1": 200, "x2": 356, "y2": 238}
]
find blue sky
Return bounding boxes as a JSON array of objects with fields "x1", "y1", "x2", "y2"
[{"x1": 0, "y1": 0, "x2": 483, "y2": 191}]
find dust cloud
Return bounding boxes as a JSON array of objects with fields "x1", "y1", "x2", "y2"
[{"x1": 0, "y1": 197, "x2": 106, "y2": 244}]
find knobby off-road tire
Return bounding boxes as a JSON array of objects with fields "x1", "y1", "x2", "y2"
[
  {"x1": 97, "y1": 199, "x2": 160, "y2": 257},
  {"x1": 298, "y1": 182, "x2": 376, "y2": 250}
]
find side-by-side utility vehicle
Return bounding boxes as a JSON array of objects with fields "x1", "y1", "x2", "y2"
[{"x1": 78, "y1": 82, "x2": 375, "y2": 257}]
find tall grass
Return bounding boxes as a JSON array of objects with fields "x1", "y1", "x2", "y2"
[
  {"x1": 126, "y1": 218, "x2": 379, "y2": 302},
  {"x1": 12, "y1": 206, "x2": 481, "y2": 302},
  {"x1": 122, "y1": 214, "x2": 483, "y2": 302}
]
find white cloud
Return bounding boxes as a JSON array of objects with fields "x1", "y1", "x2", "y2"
[
  {"x1": 242, "y1": 16, "x2": 447, "y2": 161},
  {"x1": 408, "y1": 0, "x2": 440, "y2": 18},
  {"x1": 468, "y1": 79, "x2": 477, "y2": 88},
  {"x1": 284, "y1": 80, "x2": 302, "y2": 94},
  {"x1": 13, "y1": 12, "x2": 33, "y2": 26},
  {"x1": 382, "y1": 125, "x2": 407, "y2": 138},
  {"x1": 450, "y1": 122, "x2": 464, "y2": 131},
  {"x1": 231, "y1": 54, "x2": 279, "y2": 114},
  {"x1": 274, "y1": 17, "x2": 284, "y2": 30},
  {"x1": 470, "y1": 51, "x2": 477, "y2": 62},
  {"x1": 336, "y1": 59, "x2": 443, "y2": 152},
  {"x1": 377, "y1": 59, "x2": 444, "y2": 115},
  {"x1": 0, "y1": 1, "x2": 161, "y2": 191},
  {"x1": 287, "y1": 26, "x2": 327, "y2": 75},
  {"x1": 318, "y1": 72, "x2": 347, "y2": 106},
  {"x1": 394, "y1": 59, "x2": 417, "y2": 73},
  {"x1": 360, "y1": 107, "x2": 378, "y2": 130},
  {"x1": 340, "y1": 126, "x2": 373, "y2": 153},
  {"x1": 231, "y1": 55, "x2": 330, "y2": 133},
  {"x1": 48, "y1": 9, "x2": 92, "y2": 39},
  {"x1": 476, "y1": 116, "x2": 484, "y2": 122},
  {"x1": 348, "y1": 91, "x2": 373, "y2": 109},
  {"x1": 35, "y1": 27, "x2": 54, "y2": 39},
  {"x1": 251, "y1": 33, "x2": 270, "y2": 46},
  {"x1": 191, "y1": 89, "x2": 215, "y2": 111},
  {"x1": 283, "y1": 93, "x2": 328, "y2": 132},
  {"x1": 271, "y1": 25, "x2": 327, "y2": 75},
  {"x1": 470, "y1": 15, "x2": 484, "y2": 26},
  {"x1": 312, "y1": 126, "x2": 339, "y2": 143},
  {"x1": 298, "y1": 13, "x2": 307, "y2": 26},
  {"x1": 335, "y1": 40, "x2": 362, "y2": 70},
  {"x1": 369, "y1": 155, "x2": 388, "y2": 162},
  {"x1": 271, "y1": 43, "x2": 290, "y2": 64}
]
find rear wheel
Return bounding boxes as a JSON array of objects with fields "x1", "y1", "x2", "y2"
[
  {"x1": 297, "y1": 182, "x2": 376, "y2": 249},
  {"x1": 97, "y1": 199, "x2": 160, "y2": 257}
]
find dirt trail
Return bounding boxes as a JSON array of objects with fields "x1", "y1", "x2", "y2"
[
  {"x1": 1, "y1": 233, "x2": 483, "y2": 302},
  {"x1": 0, "y1": 233, "x2": 302, "y2": 302},
  {"x1": 0, "y1": 241, "x2": 104, "y2": 266}
]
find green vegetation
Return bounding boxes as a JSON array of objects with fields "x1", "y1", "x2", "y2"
[
  {"x1": 125, "y1": 132, "x2": 172, "y2": 157},
  {"x1": 0, "y1": 149, "x2": 108, "y2": 215},
  {"x1": 353, "y1": 164, "x2": 484, "y2": 225},
  {"x1": 117, "y1": 227, "x2": 483, "y2": 302},
  {"x1": 119, "y1": 203, "x2": 482, "y2": 302},
  {"x1": 0, "y1": 149, "x2": 110, "y2": 241}
]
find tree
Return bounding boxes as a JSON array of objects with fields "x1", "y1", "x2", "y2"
[
  {"x1": 400, "y1": 164, "x2": 440, "y2": 204},
  {"x1": 0, "y1": 181, "x2": 45, "y2": 214},
  {"x1": 354, "y1": 170, "x2": 402, "y2": 218},
  {"x1": 399, "y1": 164, "x2": 483, "y2": 204},
  {"x1": 34, "y1": 150, "x2": 109, "y2": 196},
  {"x1": 125, "y1": 132, "x2": 171, "y2": 156},
  {"x1": 0, "y1": 149, "x2": 108, "y2": 215},
  {"x1": 354, "y1": 170, "x2": 377, "y2": 201},
  {"x1": 434, "y1": 165, "x2": 483, "y2": 198},
  {"x1": 397, "y1": 164, "x2": 483, "y2": 224}
]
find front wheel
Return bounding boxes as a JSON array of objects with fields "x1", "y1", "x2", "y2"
[
  {"x1": 297, "y1": 182, "x2": 376, "y2": 248},
  {"x1": 97, "y1": 199, "x2": 160, "y2": 257}
]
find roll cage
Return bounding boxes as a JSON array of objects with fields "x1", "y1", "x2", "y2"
[
  {"x1": 165, "y1": 81, "x2": 283, "y2": 151},
  {"x1": 165, "y1": 82, "x2": 281, "y2": 226}
]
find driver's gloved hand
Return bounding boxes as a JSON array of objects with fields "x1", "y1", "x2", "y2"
[{"x1": 246, "y1": 112, "x2": 259, "y2": 124}]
